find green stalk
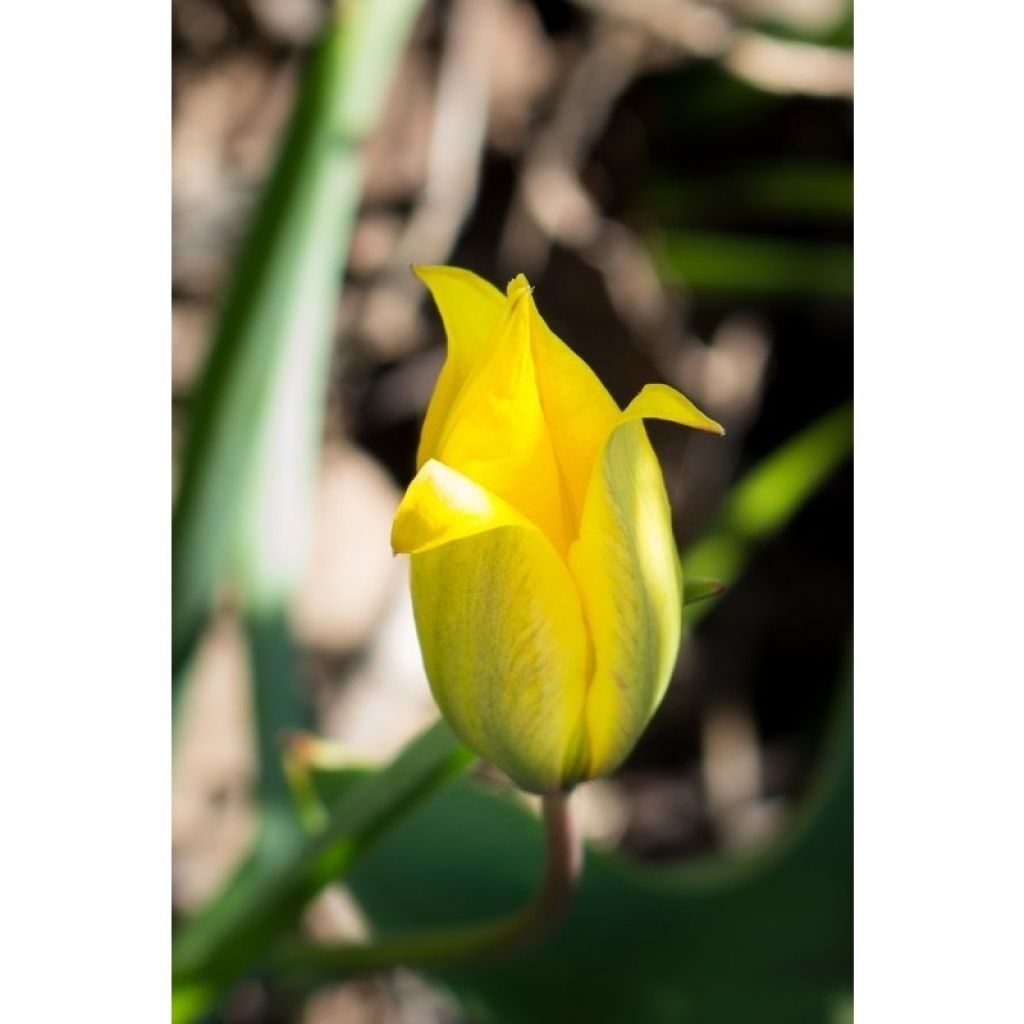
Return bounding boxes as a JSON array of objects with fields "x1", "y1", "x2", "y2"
[
  {"x1": 174, "y1": 721, "x2": 473, "y2": 985},
  {"x1": 274, "y1": 791, "x2": 582, "y2": 980},
  {"x1": 172, "y1": 0, "x2": 426, "y2": 684},
  {"x1": 172, "y1": 10, "x2": 430, "y2": 1016}
]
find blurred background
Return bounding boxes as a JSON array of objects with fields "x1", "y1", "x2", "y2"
[{"x1": 172, "y1": 0, "x2": 852, "y2": 1020}]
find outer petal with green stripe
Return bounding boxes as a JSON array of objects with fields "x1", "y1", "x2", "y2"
[{"x1": 392, "y1": 266, "x2": 724, "y2": 793}]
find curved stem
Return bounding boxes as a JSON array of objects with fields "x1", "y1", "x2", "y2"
[
  {"x1": 276, "y1": 791, "x2": 581, "y2": 980},
  {"x1": 533, "y1": 791, "x2": 582, "y2": 925}
]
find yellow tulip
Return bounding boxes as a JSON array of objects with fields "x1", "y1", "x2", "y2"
[{"x1": 391, "y1": 266, "x2": 724, "y2": 794}]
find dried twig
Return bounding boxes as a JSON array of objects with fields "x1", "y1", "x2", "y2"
[
  {"x1": 498, "y1": 21, "x2": 690, "y2": 382},
  {"x1": 499, "y1": 22, "x2": 651, "y2": 274},
  {"x1": 572, "y1": 0, "x2": 734, "y2": 57},
  {"x1": 725, "y1": 30, "x2": 853, "y2": 98},
  {"x1": 573, "y1": 0, "x2": 853, "y2": 97}
]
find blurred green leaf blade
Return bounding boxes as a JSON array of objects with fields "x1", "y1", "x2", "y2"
[
  {"x1": 654, "y1": 230, "x2": 852, "y2": 298},
  {"x1": 173, "y1": 719, "x2": 473, "y2": 1006},
  {"x1": 684, "y1": 403, "x2": 852, "y2": 614},
  {"x1": 683, "y1": 576, "x2": 726, "y2": 606},
  {"x1": 172, "y1": 0, "x2": 427, "y2": 680},
  {"x1": 645, "y1": 163, "x2": 853, "y2": 226}
]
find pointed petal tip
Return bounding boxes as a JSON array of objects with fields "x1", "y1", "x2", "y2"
[
  {"x1": 684, "y1": 410, "x2": 727, "y2": 436},
  {"x1": 624, "y1": 382, "x2": 726, "y2": 437},
  {"x1": 388, "y1": 522, "x2": 405, "y2": 557},
  {"x1": 506, "y1": 272, "x2": 533, "y2": 300}
]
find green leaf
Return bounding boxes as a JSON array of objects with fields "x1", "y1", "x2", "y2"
[
  {"x1": 682, "y1": 577, "x2": 726, "y2": 606},
  {"x1": 172, "y1": 0, "x2": 427, "y2": 683},
  {"x1": 173, "y1": 719, "x2": 473, "y2": 1015},
  {"x1": 173, "y1": 11, "x2": 433, "y2": 1019},
  {"x1": 302, "y1": 680, "x2": 852, "y2": 1024},
  {"x1": 644, "y1": 164, "x2": 853, "y2": 226},
  {"x1": 653, "y1": 230, "x2": 852, "y2": 298},
  {"x1": 683, "y1": 403, "x2": 852, "y2": 623}
]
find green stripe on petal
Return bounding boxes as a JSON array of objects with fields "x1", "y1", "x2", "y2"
[
  {"x1": 567, "y1": 382, "x2": 722, "y2": 779},
  {"x1": 395, "y1": 458, "x2": 590, "y2": 793},
  {"x1": 568, "y1": 420, "x2": 681, "y2": 779},
  {"x1": 410, "y1": 525, "x2": 589, "y2": 794}
]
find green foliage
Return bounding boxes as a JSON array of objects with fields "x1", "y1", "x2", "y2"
[
  {"x1": 645, "y1": 164, "x2": 853, "y2": 226},
  {"x1": 682, "y1": 576, "x2": 726, "y2": 606},
  {"x1": 173, "y1": 720, "x2": 473, "y2": 1018},
  {"x1": 172, "y1": 0, "x2": 426, "y2": 684},
  {"x1": 654, "y1": 230, "x2": 852, "y2": 298},
  {"x1": 171, "y1": 4, "x2": 433, "y2": 1018},
  {"x1": 684, "y1": 403, "x2": 853, "y2": 618},
  {"x1": 287, "y1": 680, "x2": 851, "y2": 1024}
]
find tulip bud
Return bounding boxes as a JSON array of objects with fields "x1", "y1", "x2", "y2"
[{"x1": 391, "y1": 267, "x2": 724, "y2": 793}]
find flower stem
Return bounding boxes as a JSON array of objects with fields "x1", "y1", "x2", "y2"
[
  {"x1": 276, "y1": 791, "x2": 581, "y2": 980},
  {"x1": 533, "y1": 790, "x2": 582, "y2": 924}
]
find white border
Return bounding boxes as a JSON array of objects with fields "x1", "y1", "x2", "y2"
[
  {"x1": 1, "y1": 2, "x2": 168, "y2": 1019},
  {"x1": 857, "y1": 1, "x2": 1024, "y2": 1019}
]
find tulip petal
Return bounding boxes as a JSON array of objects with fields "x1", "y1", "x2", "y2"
[
  {"x1": 620, "y1": 382, "x2": 726, "y2": 436},
  {"x1": 567, "y1": 385, "x2": 721, "y2": 778},
  {"x1": 396, "y1": 462, "x2": 590, "y2": 793},
  {"x1": 526, "y1": 296, "x2": 622, "y2": 527},
  {"x1": 432, "y1": 284, "x2": 570, "y2": 551},
  {"x1": 391, "y1": 458, "x2": 537, "y2": 555},
  {"x1": 412, "y1": 266, "x2": 506, "y2": 468}
]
